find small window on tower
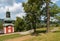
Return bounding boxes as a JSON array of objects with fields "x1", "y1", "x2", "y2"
[{"x1": 6, "y1": 12, "x2": 10, "y2": 18}]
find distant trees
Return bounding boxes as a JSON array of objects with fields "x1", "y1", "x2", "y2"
[
  {"x1": 0, "y1": 19, "x2": 3, "y2": 30},
  {"x1": 54, "y1": 14, "x2": 60, "y2": 27},
  {"x1": 0, "y1": 22, "x2": 3, "y2": 30}
]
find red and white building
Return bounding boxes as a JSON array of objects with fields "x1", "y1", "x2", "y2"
[
  {"x1": 3, "y1": 10, "x2": 14, "y2": 34},
  {"x1": 3, "y1": 24, "x2": 14, "y2": 34}
]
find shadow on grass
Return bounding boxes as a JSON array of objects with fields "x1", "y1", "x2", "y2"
[
  {"x1": 53, "y1": 31, "x2": 60, "y2": 33},
  {"x1": 31, "y1": 30, "x2": 46, "y2": 36},
  {"x1": 36, "y1": 30, "x2": 46, "y2": 33}
]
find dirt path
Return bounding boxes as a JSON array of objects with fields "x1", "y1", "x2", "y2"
[
  {"x1": 5, "y1": 35, "x2": 34, "y2": 41},
  {"x1": 0, "y1": 32, "x2": 20, "y2": 36}
]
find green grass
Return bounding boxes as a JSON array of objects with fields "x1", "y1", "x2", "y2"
[
  {"x1": 36, "y1": 27, "x2": 54, "y2": 33},
  {"x1": 0, "y1": 34, "x2": 23, "y2": 41},
  {"x1": 0, "y1": 27, "x2": 59, "y2": 41},
  {"x1": 25, "y1": 27, "x2": 60, "y2": 41}
]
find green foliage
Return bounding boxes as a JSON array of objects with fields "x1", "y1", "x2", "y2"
[
  {"x1": 50, "y1": 4, "x2": 60, "y2": 17},
  {"x1": 0, "y1": 21, "x2": 3, "y2": 30},
  {"x1": 15, "y1": 0, "x2": 60, "y2": 32},
  {"x1": 23, "y1": 0, "x2": 45, "y2": 33},
  {"x1": 14, "y1": 17, "x2": 26, "y2": 32},
  {"x1": 23, "y1": 0, "x2": 60, "y2": 33},
  {"x1": 54, "y1": 14, "x2": 60, "y2": 22},
  {"x1": 14, "y1": 17, "x2": 32, "y2": 32}
]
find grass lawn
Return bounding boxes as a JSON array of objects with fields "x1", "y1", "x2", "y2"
[
  {"x1": 0, "y1": 34, "x2": 23, "y2": 41},
  {"x1": 0, "y1": 27, "x2": 58, "y2": 41},
  {"x1": 24, "y1": 27, "x2": 60, "y2": 41}
]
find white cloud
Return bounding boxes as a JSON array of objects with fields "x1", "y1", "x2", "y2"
[
  {"x1": 0, "y1": 2, "x2": 25, "y2": 19},
  {"x1": 16, "y1": 13, "x2": 26, "y2": 18},
  {"x1": 51, "y1": 0, "x2": 59, "y2": 3},
  {"x1": 4, "y1": 3, "x2": 24, "y2": 13}
]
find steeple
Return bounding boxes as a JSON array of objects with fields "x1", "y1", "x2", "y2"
[
  {"x1": 6, "y1": 8, "x2": 10, "y2": 18},
  {"x1": 3, "y1": 8, "x2": 14, "y2": 34}
]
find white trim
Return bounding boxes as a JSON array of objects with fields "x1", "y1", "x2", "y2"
[
  {"x1": 12, "y1": 27, "x2": 14, "y2": 32},
  {"x1": 4, "y1": 27, "x2": 6, "y2": 34}
]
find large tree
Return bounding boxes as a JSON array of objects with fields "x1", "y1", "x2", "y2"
[
  {"x1": 23, "y1": 0, "x2": 60, "y2": 33},
  {"x1": 23, "y1": 0, "x2": 45, "y2": 34},
  {"x1": 42, "y1": 1, "x2": 60, "y2": 32}
]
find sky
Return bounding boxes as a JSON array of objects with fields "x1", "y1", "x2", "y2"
[{"x1": 0, "y1": 0, "x2": 60, "y2": 20}]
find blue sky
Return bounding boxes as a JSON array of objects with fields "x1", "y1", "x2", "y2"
[
  {"x1": 0, "y1": 0, "x2": 60, "y2": 20},
  {"x1": 56, "y1": 1, "x2": 60, "y2": 6}
]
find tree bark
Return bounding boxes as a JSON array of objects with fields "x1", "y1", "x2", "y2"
[
  {"x1": 46, "y1": 1, "x2": 50, "y2": 33},
  {"x1": 32, "y1": 13, "x2": 36, "y2": 34}
]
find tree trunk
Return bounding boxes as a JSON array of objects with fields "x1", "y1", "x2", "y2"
[
  {"x1": 46, "y1": 1, "x2": 50, "y2": 33},
  {"x1": 32, "y1": 13, "x2": 36, "y2": 34},
  {"x1": 32, "y1": 20, "x2": 36, "y2": 33}
]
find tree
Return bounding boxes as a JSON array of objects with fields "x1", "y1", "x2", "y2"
[
  {"x1": 0, "y1": 22, "x2": 3, "y2": 30},
  {"x1": 14, "y1": 17, "x2": 26, "y2": 32},
  {"x1": 54, "y1": 13, "x2": 60, "y2": 26},
  {"x1": 42, "y1": 2, "x2": 60, "y2": 33},
  {"x1": 55, "y1": 15, "x2": 60, "y2": 21},
  {"x1": 23, "y1": 0, "x2": 60, "y2": 33},
  {"x1": 23, "y1": 0, "x2": 44, "y2": 34},
  {"x1": 0, "y1": 19, "x2": 3, "y2": 30},
  {"x1": 46, "y1": 0, "x2": 50, "y2": 33},
  {"x1": 50, "y1": 4, "x2": 60, "y2": 17}
]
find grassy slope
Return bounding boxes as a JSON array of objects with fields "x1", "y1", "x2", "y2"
[
  {"x1": 0, "y1": 34, "x2": 22, "y2": 41},
  {"x1": 25, "y1": 27, "x2": 60, "y2": 41},
  {"x1": 0, "y1": 27, "x2": 59, "y2": 41}
]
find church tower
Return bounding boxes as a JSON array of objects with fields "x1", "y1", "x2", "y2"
[
  {"x1": 3, "y1": 9, "x2": 14, "y2": 34},
  {"x1": 6, "y1": 9, "x2": 10, "y2": 18}
]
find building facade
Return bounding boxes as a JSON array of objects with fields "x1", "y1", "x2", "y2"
[{"x1": 3, "y1": 10, "x2": 14, "y2": 34}]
